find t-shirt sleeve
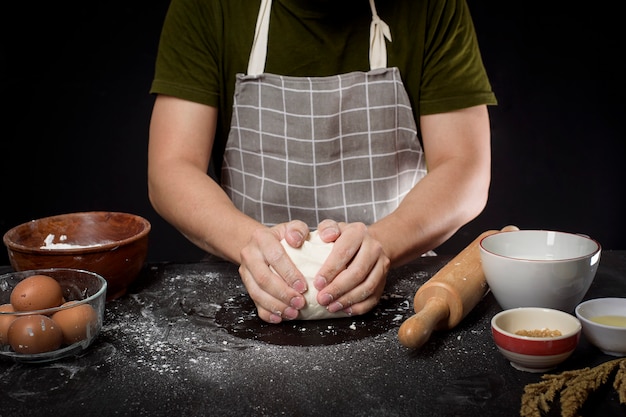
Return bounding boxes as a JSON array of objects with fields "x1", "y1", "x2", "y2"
[
  {"x1": 150, "y1": 0, "x2": 221, "y2": 107},
  {"x1": 419, "y1": 0, "x2": 496, "y2": 114}
]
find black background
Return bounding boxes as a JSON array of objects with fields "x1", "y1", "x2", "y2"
[{"x1": 1, "y1": 1, "x2": 624, "y2": 266}]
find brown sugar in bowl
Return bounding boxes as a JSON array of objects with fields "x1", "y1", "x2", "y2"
[{"x1": 3, "y1": 211, "x2": 150, "y2": 301}]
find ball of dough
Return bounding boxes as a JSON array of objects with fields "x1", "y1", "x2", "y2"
[{"x1": 280, "y1": 231, "x2": 349, "y2": 320}]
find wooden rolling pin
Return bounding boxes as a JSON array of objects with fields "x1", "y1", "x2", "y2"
[{"x1": 398, "y1": 225, "x2": 519, "y2": 349}]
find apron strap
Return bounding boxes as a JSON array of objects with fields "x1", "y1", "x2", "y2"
[
  {"x1": 247, "y1": 0, "x2": 391, "y2": 76},
  {"x1": 247, "y1": 0, "x2": 272, "y2": 76},
  {"x1": 369, "y1": 0, "x2": 392, "y2": 70}
]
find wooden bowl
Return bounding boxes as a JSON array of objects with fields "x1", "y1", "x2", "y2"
[{"x1": 3, "y1": 212, "x2": 150, "y2": 300}]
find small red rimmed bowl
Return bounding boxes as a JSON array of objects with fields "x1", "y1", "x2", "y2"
[{"x1": 491, "y1": 307, "x2": 582, "y2": 373}]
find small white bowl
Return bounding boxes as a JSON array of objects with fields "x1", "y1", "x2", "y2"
[
  {"x1": 491, "y1": 307, "x2": 582, "y2": 373},
  {"x1": 480, "y1": 230, "x2": 601, "y2": 312},
  {"x1": 575, "y1": 298, "x2": 626, "y2": 357}
]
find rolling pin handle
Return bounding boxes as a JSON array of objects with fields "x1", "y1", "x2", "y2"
[{"x1": 397, "y1": 297, "x2": 449, "y2": 349}]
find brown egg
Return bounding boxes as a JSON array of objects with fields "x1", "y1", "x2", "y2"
[
  {"x1": 10, "y1": 274, "x2": 64, "y2": 311},
  {"x1": 8, "y1": 315, "x2": 63, "y2": 354},
  {"x1": 0, "y1": 303, "x2": 17, "y2": 345},
  {"x1": 52, "y1": 301, "x2": 99, "y2": 344}
]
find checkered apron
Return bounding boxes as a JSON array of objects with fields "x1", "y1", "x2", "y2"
[{"x1": 221, "y1": 0, "x2": 427, "y2": 227}]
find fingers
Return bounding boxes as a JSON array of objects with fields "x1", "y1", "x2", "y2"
[
  {"x1": 316, "y1": 219, "x2": 340, "y2": 242},
  {"x1": 322, "y1": 250, "x2": 389, "y2": 315},
  {"x1": 283, "y1": 220, "x2": 309, "y2": 248},
  {"x1": 269, "y1": 222, "x2": 310, "y2": 294},
  {"x1": 315, "y1": 223, "x2": 390, "y2": 315},
  {"x1": 239, "y1": 226, "x2": 308, "y2": 324},
  {"x1": 313, "y1": 222, "x2": 366, "y2": 291},
  {"x1": 239, "y1": 263, "x2": 304, "y2": 323}
]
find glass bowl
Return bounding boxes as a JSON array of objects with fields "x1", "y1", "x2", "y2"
[{"x1": 0, "y1": 268, "x2": 106, "y2": 363}]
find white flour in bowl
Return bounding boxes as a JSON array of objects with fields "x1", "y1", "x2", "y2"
[{"x1": 40, "y1": 233, "x2": 105, "y2": 249}]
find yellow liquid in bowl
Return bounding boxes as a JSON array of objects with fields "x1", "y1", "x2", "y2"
[{"x1": 590, "y1": 315, "x2": 626, "y2": 327}]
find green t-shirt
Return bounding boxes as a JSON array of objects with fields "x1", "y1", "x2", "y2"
[{"x1": 151, "y1": 0, "x2": 497, "y2": 174}]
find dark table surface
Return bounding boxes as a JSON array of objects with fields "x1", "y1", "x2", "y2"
[{"x1": 1, "y1": 251, "x2": 625, "y2": 417}]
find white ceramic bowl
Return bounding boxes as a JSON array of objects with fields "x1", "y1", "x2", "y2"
[
  {"x1": 491, "y1": 307, "x2": 582, "y2": 372},
  {"x1": 479, "y1": 230, "x2": 601, "y2": 312},
  {"x1": 575, "y1": 298, "x2": 626, "y2": 357}
]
